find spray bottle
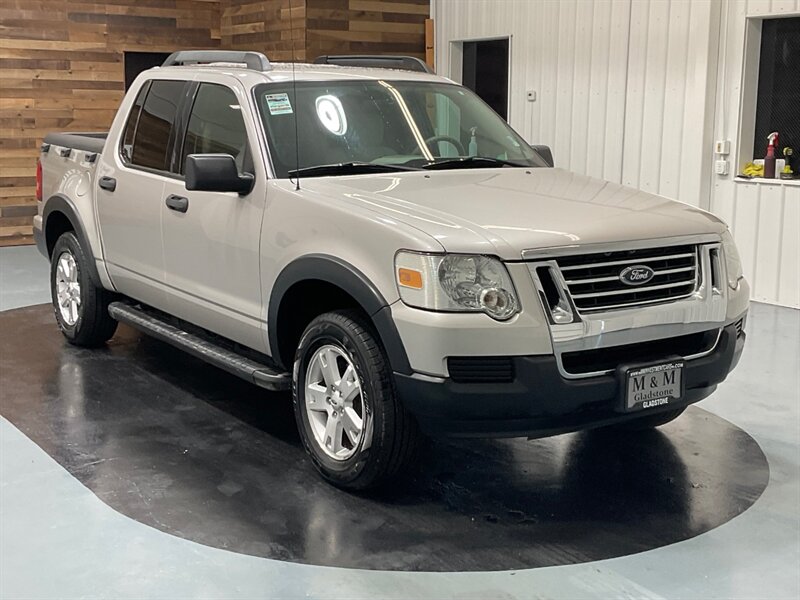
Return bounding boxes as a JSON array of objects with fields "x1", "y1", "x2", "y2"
[
  {"x1": 764, "y1": 131, "x2": 779, "y2": 179},
  {"x1": 468, "y1": 127, "x2": 478, "y2": 157}
]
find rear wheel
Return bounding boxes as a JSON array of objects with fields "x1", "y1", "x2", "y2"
[
  {"x1": 50, "y1": 231, "x2": 117, "y2": 347},
  {"x1": 612, "y1": 407, "x2": 686, "y2": 431},
  {"x1": 293, "y1": 309, "x2": 423, "y2": 490}
]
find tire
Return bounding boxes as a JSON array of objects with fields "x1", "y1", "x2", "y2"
[
  {"x1": 293, "y1": 309, "x2": 423, "y2": 490},
  {"x1": 611, "y1": 407, "x2": 686, "y2": 431},
  {"x1": 50, "y1": 231, "x2": 118, "y2": 347}
]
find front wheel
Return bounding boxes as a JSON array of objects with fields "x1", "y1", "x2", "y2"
[
  {"x1": 50, "y1": 231, "x2": 118, "y2": 347},
  {"x1": 293, "y1": 310, "x2": 423, "y2": 490}
]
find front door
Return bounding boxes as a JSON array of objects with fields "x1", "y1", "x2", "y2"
[{"x1": 161, "y1": 80, "x2": 267, "y2": 352}]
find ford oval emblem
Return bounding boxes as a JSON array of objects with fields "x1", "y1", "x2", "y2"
[{"x1": 619, "y1": 265, "x2": 655, "y2": 286}]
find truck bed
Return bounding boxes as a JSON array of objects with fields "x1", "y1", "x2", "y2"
[{"x1": 43, "y1": 132, "x2": 107, "y2": 154}]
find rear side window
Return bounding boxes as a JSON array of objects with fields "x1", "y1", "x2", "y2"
[
  {"x1": 181, "y1": 83, "x2": 249, "y2": 173},
  {"x1": 120, "y1": 82, "x2": 149, "y2": 164},
  {"x1": 129, "y1": 80, "x2": 186, "y2": 172}
]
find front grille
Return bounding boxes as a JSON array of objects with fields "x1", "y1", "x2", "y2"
[
  {"x1": 735, "y1": 318, "x2": 744, "y2": 337},
  {"x1": 556, "y1": 244, "x2": 699, "y2": 312},
  {"x1": 561, "y1": 329, "x2": 718, "y2": 375},
  {"x1": 447, "y1": 357, "x2": 514, "y2": 383}
]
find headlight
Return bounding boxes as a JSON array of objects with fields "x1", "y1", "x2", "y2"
[
  {"x1": 721, "y1": 230, "x2": 743, "y2": 289},
  {"x1": 395, "y1": 252, "x2": 519, "y2": 320}
]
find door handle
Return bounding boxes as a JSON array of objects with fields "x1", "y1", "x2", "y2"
[
  {"x1": 98, "y1": 176, "x2": 116, "y2": 192},
  {"x1": 165, "y1": 194, "x2": 189, "y2": 213}
]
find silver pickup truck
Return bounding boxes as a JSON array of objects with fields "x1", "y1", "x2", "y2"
[{"x1": 34, "y1": 51, "x2": 748, "y2": 490}]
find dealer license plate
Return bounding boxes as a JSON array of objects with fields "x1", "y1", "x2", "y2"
[{"x1": 624, "y1": 361, "x2": 684, "y2": 412}]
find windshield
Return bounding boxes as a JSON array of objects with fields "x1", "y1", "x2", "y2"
[{"x1": 255, "y1": 80, "x2": 549, "y2": 178}]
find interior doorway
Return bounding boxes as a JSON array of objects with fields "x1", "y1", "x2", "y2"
[
  {"x1": 124, "y1": 51, "x2": 171, "y2": 90},
  {"x1": 461, "y1": 38, "x2": 509, "y2": 120}
]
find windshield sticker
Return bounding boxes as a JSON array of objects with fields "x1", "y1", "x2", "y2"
[{"x1": 265, "y1": 93, "x2": 293, "y2": 115}]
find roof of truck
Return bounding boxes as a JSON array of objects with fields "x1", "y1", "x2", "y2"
[{"x1": 154, "y1": 62, "x2": 450, "y2": 85}]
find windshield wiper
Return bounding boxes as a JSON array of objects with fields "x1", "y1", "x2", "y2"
[
  {"x1": 288, "y1": 162, "x2": 421, "y2": 177},
  {"x1": 421, "y1": 156, "x2": 527, "y2": 170}
]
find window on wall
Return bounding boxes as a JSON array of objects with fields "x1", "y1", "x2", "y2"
[{"x1": 752, "y1": 17, "x2": 799, "y2": 173}]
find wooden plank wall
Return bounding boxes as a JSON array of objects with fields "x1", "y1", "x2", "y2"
[
  {"x1": 221, "y1": 0, "x2": 429, "y2": 65},
  {"x1": 306, "y1": 0, "x2": 428, "y2": 61},
  {"x1": 221, "y1": 0, "x2": 307, "y2": 61},
  {"x1": 2, "y1": 0, "x2": 428, "y2": 246},
  {"x1": 0, "y1": 0, "x2": 222, "y2": 246}
]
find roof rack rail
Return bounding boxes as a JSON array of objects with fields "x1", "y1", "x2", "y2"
[
  {"x1": 313, "y1": 55, "x2": 433, "y2": 74},
  {"x1": 162, "y1": 51, "x2": 271, "y2": 72}
]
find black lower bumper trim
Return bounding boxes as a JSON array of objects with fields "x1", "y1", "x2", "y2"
[{"x1": 395, "y1": 322, "x2": 745, "y2": 438}]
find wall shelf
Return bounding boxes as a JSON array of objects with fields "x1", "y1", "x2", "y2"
[{"x1": 733, "y1": 177, "x2": 800, "y2": 187}]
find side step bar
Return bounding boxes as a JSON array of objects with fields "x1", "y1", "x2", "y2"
[{"x1": 108, "y1": 302, "x2": 291, "y2": 392}]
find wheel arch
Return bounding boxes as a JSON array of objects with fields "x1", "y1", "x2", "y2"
[
  {"x1": 42, "y1": 194, "x2": 102, "y2": 287},
  {"x1": 268, "y1": 254, "x2": 411, "y2": 375}
]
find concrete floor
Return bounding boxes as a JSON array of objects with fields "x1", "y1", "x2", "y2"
[
  {"x1": 1, "y1": 245, "x2": 799, "y2": 599},
  {"x1": 0, "y1": 245, "x2": 50, "y2": 311}
]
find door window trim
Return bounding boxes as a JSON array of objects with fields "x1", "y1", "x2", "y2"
[
  {"x1": 117, "y1": 78, "x2": 192, "y2": 181},
  {"x1": 177, "y1": 80, "x2": 257, "y2": 179},
  {"x1": 249, "y1": 84, "x2": 285, "y2": 180}
]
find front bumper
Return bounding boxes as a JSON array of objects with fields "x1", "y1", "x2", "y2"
[{"x1": 395, "y1": 320, "x2": 745, "y2": 438}]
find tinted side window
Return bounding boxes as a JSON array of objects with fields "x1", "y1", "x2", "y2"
[
  {"x1": 120, "y1": 82, "x2": 149, "y2": 164},
  {"x1": 131, "y1": 80, "x2": 186, "y2": 172},
  {"x1": 181, "y1": 83, "x2": 249, "y2": 173}
]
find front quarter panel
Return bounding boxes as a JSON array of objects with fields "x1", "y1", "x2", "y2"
[{"x1": 260, "y1": 179, "x2": 445, "y2": 353}]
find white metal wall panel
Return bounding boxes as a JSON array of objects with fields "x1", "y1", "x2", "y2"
[
  {"x1": 621, "y1": 0, "x2": 652, "y2": 192},
  {"x1": 709, "y1": 0, "x2": 800, "y2": 307},
  {"x1": 621, "y1": 0, "x2": 718, "y2": 206},
  {"x1": 435, "y1": 0, "x2": 715, "y2": 205},
  {"x1": 602, "y1": 0, "x2": 632, "y2": 182},
  {"x1": 554, "y1": 0, "x2": 578, "y2": 171},
  {"x1": 433, "y1": 0, "x2": 631, "y2": 182},
  {"x1": 718, "y1": 182, "x2": 800, "y2": 307},
  {"x1": 433, "y1": 0, "x2": 800, "y2": 307}
]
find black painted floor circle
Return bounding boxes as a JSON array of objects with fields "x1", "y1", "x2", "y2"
[{"x1": 1, "y1": 305, "x2": 769, "y2": 572}]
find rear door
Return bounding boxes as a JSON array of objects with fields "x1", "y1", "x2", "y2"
[
  {"x1": 160, "y1": 79, "x2": 268, "y2": 352},
  {"x1": 96, "y1": 78, "x2": 189, "y2": 310}
]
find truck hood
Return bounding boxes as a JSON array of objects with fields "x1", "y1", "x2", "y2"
[{"x1": 305, "y1": 168, "x2": 726, "y2": 259}]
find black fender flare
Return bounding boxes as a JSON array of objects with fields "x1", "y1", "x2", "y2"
[
  {"x1": 42, "y1": 193, "x2": 103, "y2": 287},
  {"x1": 268, "y1": 254, "x2": 412, "y2": 375}
]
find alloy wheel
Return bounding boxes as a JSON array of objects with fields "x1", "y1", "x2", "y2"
[
  {"x1": 55, "y1": 251, "x2": 81, "y2": 326},
  {"x1": 304, "y1": 344, "x2": 366, "y2": 460}
]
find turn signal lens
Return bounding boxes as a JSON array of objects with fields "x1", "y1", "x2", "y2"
[
  {"x1": 397, "y1": 268, "x2": 423, "y2": 289},
  {"x1": 394, "y1": 252, "x2": 520, "y2": 321}
]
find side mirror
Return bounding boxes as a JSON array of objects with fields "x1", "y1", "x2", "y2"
[
  {"x1": 531, "y1": 145, "x2": 554, "y2": 168},
  {"x1": 185, "y1": 154, "x2": 254, "y2": 194}
]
